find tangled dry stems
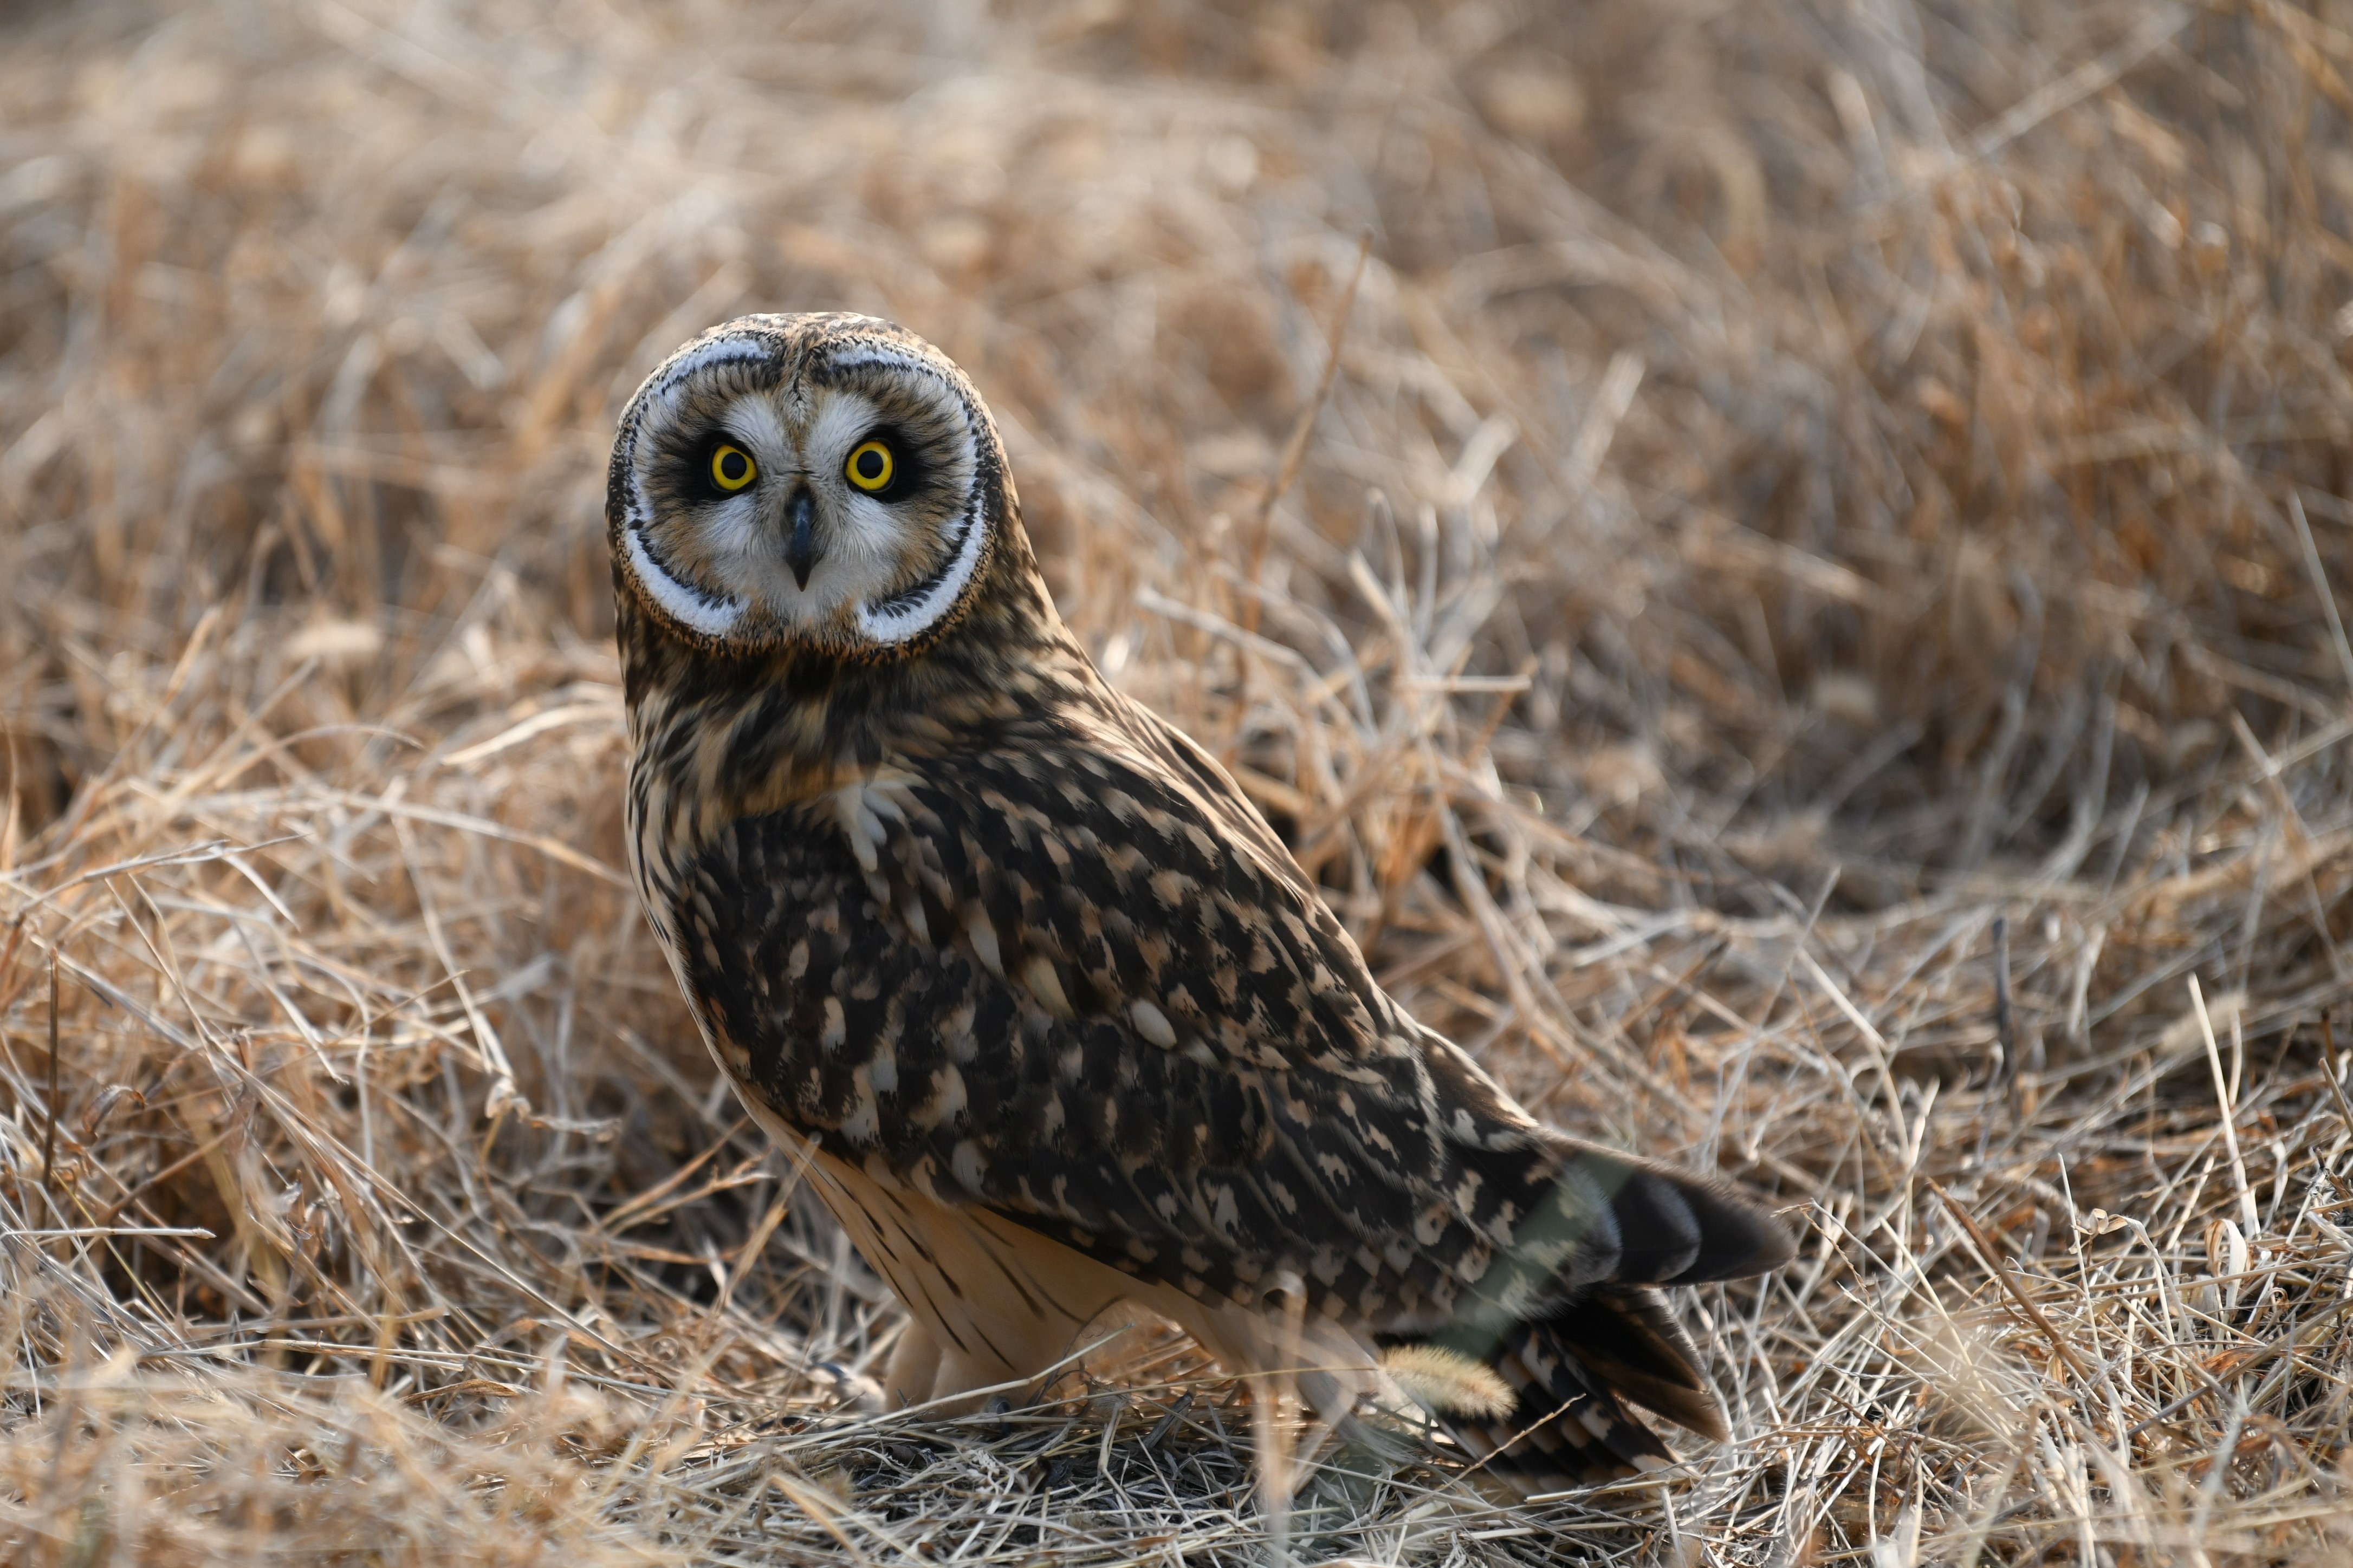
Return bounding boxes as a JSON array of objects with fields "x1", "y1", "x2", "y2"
[{"x1": 4, "y1": 0, "x2": 2353, "y2": 1562}]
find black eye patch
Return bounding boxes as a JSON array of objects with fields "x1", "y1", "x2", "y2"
[{"x1": 678, "y1": 432, "x2": 757, "y2": 501}]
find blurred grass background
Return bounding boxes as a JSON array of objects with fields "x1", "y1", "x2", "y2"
[{"x1": 4, "y1": 1, "x2": 2353, "y2": 1563}]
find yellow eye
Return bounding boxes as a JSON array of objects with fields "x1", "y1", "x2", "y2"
[
  {"x1": 845, "y1": 439, "x2": 894, "y2": 493},
  {"x1": 710, "y1": 443, "x2": 756, "y2": 492}
]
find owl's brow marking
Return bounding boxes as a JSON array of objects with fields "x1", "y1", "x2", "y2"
[
  {"x1": 822, "y1": 348, "x2": 955, "y2": 387},
  {"x1": 648, "y1": 338, "x2": 776, "y2": 405}
]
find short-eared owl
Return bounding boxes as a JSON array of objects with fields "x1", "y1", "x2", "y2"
[{"x1": 607, "y1": 312, "x2": 1791, "y2": 1487}]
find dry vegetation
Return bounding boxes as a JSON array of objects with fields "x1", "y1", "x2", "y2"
[{"x1": 4, "y1": 0, "x2": 2353, "y2": 1562}]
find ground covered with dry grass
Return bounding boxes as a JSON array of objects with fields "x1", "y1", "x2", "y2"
[{"x1": 4, "y1": 0, "x2": 2353, "y2": 1562}]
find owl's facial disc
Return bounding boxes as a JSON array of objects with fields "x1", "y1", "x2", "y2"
[{"x1": 617, "y1": 328, "x2": 988, "y2": 650}]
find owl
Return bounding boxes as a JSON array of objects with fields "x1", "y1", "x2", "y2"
[{"x1": 606, "y1": 312, "x2": 1791, "y2": 1489}]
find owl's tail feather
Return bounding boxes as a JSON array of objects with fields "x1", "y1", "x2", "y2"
[
  {"x1": 1423, "y1": 1290, "x2": 1689, "y2": 1487},
  {"x1": 1419, "y1": 1151, "x2": 1794, "y2": 1491}
]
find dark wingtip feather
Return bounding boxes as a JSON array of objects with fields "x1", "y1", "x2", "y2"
[
  {"x1": 1586, "y1": 1150, "x2": 1794, "y2": 1285},
  {"x1": 1658, "y1": 1173, "x2": 1797, "y2": 1283},
  {"x1": 1430, "y1": 1149, "x2": 1794, "y2": 1490}
]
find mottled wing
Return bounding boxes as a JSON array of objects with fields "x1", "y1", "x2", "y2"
[
  {"x1": 670, "y1": 699, "x2": 1787, "y2": 1476},
  {"x1": 680, "y1": 700, "x2": 1739, "y2": 1309}
]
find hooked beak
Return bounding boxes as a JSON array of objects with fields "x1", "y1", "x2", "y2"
[{"x1": 783, "y1": 488, "x2": 819, "y2": 589}]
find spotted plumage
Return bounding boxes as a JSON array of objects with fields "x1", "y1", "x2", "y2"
[{"x1": 607, "y1": 312, "x2": 1792, "y2": 1488}]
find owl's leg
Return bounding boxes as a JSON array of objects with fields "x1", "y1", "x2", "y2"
[
  {"x1": 883, "y1": 1317, "x2": 943, "y2": 1408},
  {"x1": 1182, "y1": 1290, "x2": 1384, "y2": 1428}
]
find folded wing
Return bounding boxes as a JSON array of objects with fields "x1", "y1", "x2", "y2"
[{"x1": 672, "y1": 694, "x2": 1790, "y2": 1482}]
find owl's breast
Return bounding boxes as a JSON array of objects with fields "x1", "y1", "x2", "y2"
[
  {"x1": 659, "y1": 802, "x2": 998, "y2": 1172},
  {"x1": 622, "y1": 684, "x2": 821, "y2": 1085},
  {"x1": 620, "y1": 705, "x2": 721, "y2": 970},
  {"x1": 622, "y1": 674, "x2": 844, "y2": 994}
]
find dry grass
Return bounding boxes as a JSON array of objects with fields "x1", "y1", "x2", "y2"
[{"x1": 3, "y1": 0, "x2": 2353, "y2": 1562}]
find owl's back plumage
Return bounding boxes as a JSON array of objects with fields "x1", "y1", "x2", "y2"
[{"x1": 610, "y1": 313, "x2": 1791, "y2": 1489}]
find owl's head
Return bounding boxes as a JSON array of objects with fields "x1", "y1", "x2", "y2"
[{"x1": 607, "y1": 313, "x2": 1021, "y2": 659}]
